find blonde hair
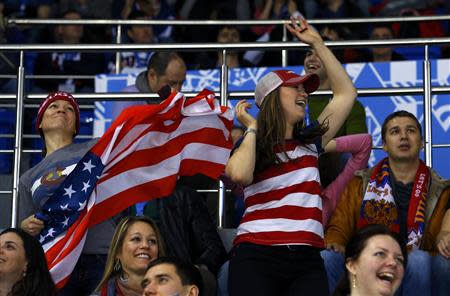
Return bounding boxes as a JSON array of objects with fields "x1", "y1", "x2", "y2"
[{"x1": 95, "y1": 216, "x2": 166, "y2": 292}]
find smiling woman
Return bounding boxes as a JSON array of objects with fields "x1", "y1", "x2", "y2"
[
  {"x1": 18, "y1": 91, "x2": 116, "y2": 295},
  {"x1": 333, "y1": 224, "x2": 407, "y2": 296},
  {"x1": 224, "y1": 15, "x2": 357, "y2": 296},
  {"x1": 35, "y1": 91, "x2": 81, "y2": 157},
  {"x1": 0, "y1": 228, "x2": 56, "y2": 296},
  {"x1": 93, "y1": 216, "x2": 166, "y2": 296}
]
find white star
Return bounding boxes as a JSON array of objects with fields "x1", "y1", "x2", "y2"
[
  {"x1": 63, "y1": 185, "x2": 76, "y2": 199},
  {"x1": 60, "y1": 204, "x2": 69, "y2": 211},
  {"x1": 82, "y1": 159, "x2": 96, "y2": 174},
  {"x1": 39, "y1": 235, "x2": 45, "y2": 243},
  {"x1": 78, "y1": 200, "x2": 87, "y2": 211},
  {"x1": 62, "y1": 216, "x2": 70, "y2": 227},
  {"x1": 46, "y1": 228, "x2": 56, "y2": 238},
  {"x1": 81, "y1": 180, "x2": 91, "y2": 193}
]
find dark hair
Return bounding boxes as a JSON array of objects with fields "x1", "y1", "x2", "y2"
[
  {"x1": 126, "y1": 10, "x2": 151, "y2": 33},
  {"x1": 255, "y1": 89, "x2": 328, "y2": 173},
  {"x1": 370, "y1": 23, "x2": 394, "y2": 35},
  {"x1": 59, "y1": 9, "x2": 81, "y2": 19},
  {"x1": 146, "y1": 257, "x2": 203, "y2": 295},
  {"x1": 147, "y1": 51, "x2": 183, "y2": 76},
  {"x1": 332, "y1": 224, "x2": 407, "y2": 296},
  {"x1": 216, "y1": 25, "x2": 240, "y2": 38},
  {"x1": 0, "y1": 228, "x2": 56, "y2": 296},
  {"x1": 127, "y1": 10, "x2": 150, "y2": 20},
  {"x1": 381, "y1": 110, "x2": 422, "y2": 142}
]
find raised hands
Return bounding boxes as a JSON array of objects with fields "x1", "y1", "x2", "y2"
[
  {"x1": 234, "y1": 100, "x2": 257, "y2": 130},
  {"x1": 285, "y1": 15, "x2": 323, "y2": 48}
]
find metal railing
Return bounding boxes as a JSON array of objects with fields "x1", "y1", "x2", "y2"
[
  {"x1": 1, "y1": 15, "x2": 450, "y2": 228},
  {"x1": 5, "y1": 14, "x2": 450, "y2": 68}
]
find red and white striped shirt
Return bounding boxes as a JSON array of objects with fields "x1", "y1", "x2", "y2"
[{"x1": 234, "y1": 140, "x2": 324, "y2": 248}]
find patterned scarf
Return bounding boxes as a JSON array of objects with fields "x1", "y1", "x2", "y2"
[{"x1": 358, "y1": 158, "x2": 430, "y2": 250}]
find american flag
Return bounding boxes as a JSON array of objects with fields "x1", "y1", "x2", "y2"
[{"x1": 35, "y1": 89, "x2": 233, "y2": 288}]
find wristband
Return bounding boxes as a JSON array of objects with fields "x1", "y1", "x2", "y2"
[{"x1": 244, "y1": 127, "x2": 257, "y2": 137}]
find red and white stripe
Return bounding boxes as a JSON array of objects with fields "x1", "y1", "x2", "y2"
[
  {"x1": 235, "y1": 143, "x2": 324, "y2": 248},
  {"x1": 45, "y1": 90, "x2": 233, "y2": 288}
]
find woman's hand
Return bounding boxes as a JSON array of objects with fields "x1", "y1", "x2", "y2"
[
  {"x1": 285, "y1": 15, "x2": 323, "y2": 48},
  {"x1": 21, "y1": 215, "x2": 44, "y2": 236},
  {"x1": 235, "y1": 100, "x2": 257, "y2": 130}
]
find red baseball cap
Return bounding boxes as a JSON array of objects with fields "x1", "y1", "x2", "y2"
[
  {"x1": 36, "y1": 91, "x2": 80, "y2": 138},
  {"x1": 254, "y1": 70, "x2": 320, "y2": 107}
]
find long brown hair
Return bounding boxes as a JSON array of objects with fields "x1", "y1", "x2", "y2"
[
  {"x1": 255, "y1": 89, "x2": 328, "y2": 174},
  {"x1": 95, "y1": 216, "x2": 166, "y2": 292}
]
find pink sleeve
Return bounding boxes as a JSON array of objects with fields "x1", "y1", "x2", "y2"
[{"x1": 322, "y1": 134, "x2": 372, "y2": 225}]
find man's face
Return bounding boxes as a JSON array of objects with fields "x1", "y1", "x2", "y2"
[
  {"x1": 148, "y1": 58, "x2": 187, "y2": 92},
  {"x1": 304, "y1": 49, "x2": 327, "y2": 82},
  {"x1": 382, "y1": 116, "x2": 423, "y2": 163},
  {"x1": 128, "y1": 17, "x2": 154, "y2": 44},
  {"x1": 58, "y1": 12, "x2": 83, "y2": 44},
  {"x1": 371, "y1": 27, "x2": 393, "y2": 57},
  {"x1": 217, "y1": 27, "x2": 240, "y2": 43},
  {"x1": 142, "y1": 263, "x2": 198, "y2": 296}
]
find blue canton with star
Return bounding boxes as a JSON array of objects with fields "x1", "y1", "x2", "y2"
[{"x1": 35, "y1": 151, "x2": 104, "y2": 245}]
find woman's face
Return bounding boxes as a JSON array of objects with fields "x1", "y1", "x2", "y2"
[
  {"x1": 279, "y1": 84, "x2": 308, "y2": 127},
  {"x1": 40, "y1": 99, "x2": 77, "y2": 137},
  {"x1": 117, "y1": 221, "x2": 159, "y2": 276},
  {"x1": 346, "y1": 235, "x2": 405, "y2": 296},
  {"x1": 0, "y1": 232, "x2": 28, "y2": 283}
]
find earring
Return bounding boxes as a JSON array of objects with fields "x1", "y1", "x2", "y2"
[
  {"x1": 113, "y1": 259, "x2": 122, "y2": 274},
  {"x1": 23, "y1": 270, "x2": 27, "y2": 277},
  {"x1": 352, "y1": 274, "x2": 357, "y2": 289},
  {"x1": 119, "y1": 272, "x2": 129, "y2": 284},
  {"x1": 114, "y1": 259, "x2": 129, "y2": 283}
]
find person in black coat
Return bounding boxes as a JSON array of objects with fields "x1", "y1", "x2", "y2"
[{"x1": 130, "y1": 184, "x2": 227, "y2": 296}]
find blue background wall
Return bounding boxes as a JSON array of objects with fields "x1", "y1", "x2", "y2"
[{"x1": 94, "y1": 59, "x2": 449, "y2": 178}]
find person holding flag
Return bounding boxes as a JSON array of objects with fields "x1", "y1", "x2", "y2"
[
  {"x1": 19, "y1": 91, "x2": 116, "y2": 295},
  {"x1": 18, "y1": 87, "x2": 233, "y2": 294}
]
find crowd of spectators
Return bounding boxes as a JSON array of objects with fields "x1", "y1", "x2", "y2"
[
  {"x1": 0, "y1": 2, "x2": 449, "y2": 295},
  {"x1": 0, "y1": 0, "x2": 448, "y2": 93}
]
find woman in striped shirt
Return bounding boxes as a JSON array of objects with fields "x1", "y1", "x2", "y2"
[{"x1": 225, "y1": 16, "x2": 358, "y2": 296}]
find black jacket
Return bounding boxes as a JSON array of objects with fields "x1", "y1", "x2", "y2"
[{"x1": 152, "y1": 184, "x2": 227, "y2": 274}]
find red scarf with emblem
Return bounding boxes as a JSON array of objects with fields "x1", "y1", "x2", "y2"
[{"x1": 357, "y1": 158, "x2": 430, "y2": 250}]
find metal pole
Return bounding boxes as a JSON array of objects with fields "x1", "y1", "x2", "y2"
[
  {"x1": 0, "y1": 37, "x2": 449, "y2": 51},
  {"x1": 218, "y1": 49, "x2": 228, "y2": 228},
  {"x1": 282, "y1": 24, "x2": 288, "y2": 67},
  {"x1": 115, "y1": 24, "x2": 122, "y2": 74},
  {"x1": 11, "y1": 51, "x2": 25, "y2": 227},
  {"x1": 9, "y1": 14, "x2": 450, "y2": 26},
  {"x1": 423, "y1": 45, "x2": 432, "y2": 167}
]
